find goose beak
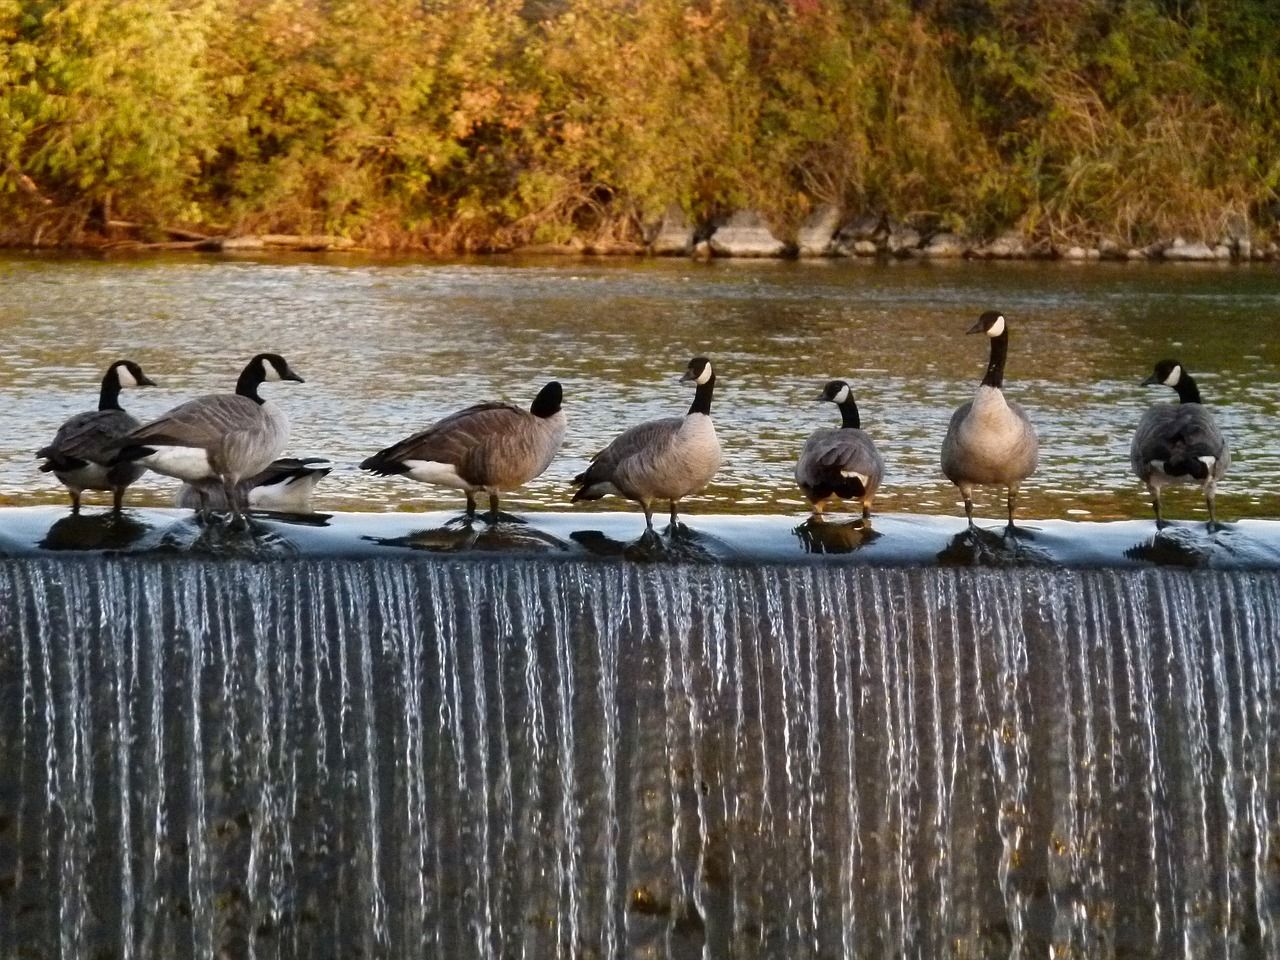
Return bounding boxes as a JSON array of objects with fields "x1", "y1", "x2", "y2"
[
  {"x1": 966, "y1": 319, "x2": 985, "y2": 334},
  {"x1": 283, "y1": 368, "x2": 305, "y2": 383},
  {"x1": 138, "y1": 374, "x2": 157, "y2": 387},
  {"x1": 813, "y1": 393, "x2": 829, "y2": 402},
  {"x1": 679, "y1": 370, "x2": 695, "y2": 383},
  {"x1": 1140, "y1": 374, "x2": 1158, "y2": 386}
]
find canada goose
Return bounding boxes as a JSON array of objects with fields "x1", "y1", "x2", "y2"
[
  {"x1": 176, "y1": 457, "x2": 332, "y2": 513},
  {"x1": 37, "y1": 359, "x2": 156, "y2": 513},
  {"x1": 795, "y1": 379, "x2": 885, "y2": 520},
  {"x1": 1131, "y1": 359, "x2": 1230, "y2": 527},
  {"x1": 113, "y1": 353, "x2": 304, "y2": 521},
  {"x1": 571, "y1": 357, "x2": 722, "y2": 529},
  {"x1": 359, "y1": 381, "x2": 565, "y2": 519},
  {"x1": 941, "y1": 311, "x2": 1039, "y2": 528}
]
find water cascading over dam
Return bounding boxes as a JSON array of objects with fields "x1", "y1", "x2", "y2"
[{"x1": 1, "y1": 512, "x2": 1278, "y2": 959}]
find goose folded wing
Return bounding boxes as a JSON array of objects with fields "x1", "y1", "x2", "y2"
[
  {"x1": 41, "y1": 410, "x2": 139, "y2": 465},
  {"x1": 376, "y1": 402, "x2": 525, "y2": 467},
  {"x1": 577, "y1": 417, "x2": 682, "y2": 482},
  {"x1": 127, "y1": 395, "x2": 261, "y2": 451}
]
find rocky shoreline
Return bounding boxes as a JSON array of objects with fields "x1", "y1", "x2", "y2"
[{"x1": 6, "y1": 204, "x2": 1276, "y2": 262}]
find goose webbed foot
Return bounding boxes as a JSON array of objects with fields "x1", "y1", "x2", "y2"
[
  {"x1": 486, "y1": 511, "x2": 527, "y2": 525},
  {"x1": 445, "y1": 512, "x2": 475, "y2": 528}
]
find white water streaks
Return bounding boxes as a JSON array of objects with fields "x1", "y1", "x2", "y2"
[{"x1": 0, "y1": 559, "x2": 1277, "y2": 959}]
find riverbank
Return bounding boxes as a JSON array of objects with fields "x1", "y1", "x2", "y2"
[{"x1": 5, "y1": 206, "x2": 1278, "y2": 263}]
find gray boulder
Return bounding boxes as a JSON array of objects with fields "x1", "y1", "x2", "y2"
[
  {"x1": 796, "y1": 205, "x2": 841, "y2": 257},
  {"x1": 916, "y1": 232, "x2": 968, "y2": 258},
  {"x1": 973, "y1": 232, "x2": 1026, "y2": 259},
  {"x1": 1162, "y1": 238, "x2": 1217, "y2": 261},
  {"x1": 886, "y1": 224, "x2": 921, "y2": 256},
  {"x1": 649, "y1": 206, "x2": 694, "y2": 256},
  {"x1": 707, "y1": 211, "x2": 788, "y2": 258}
]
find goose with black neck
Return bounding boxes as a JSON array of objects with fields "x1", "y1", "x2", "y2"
[
  {"x1": 1131, "y1": 359, "x2": 1230, "y2": 528},
  {"x1": 571, "y1": 356, "x2": 722, "y2": 531},
  {"x1": 112, "y1": 352, "x2": 304, "y2": 523},
  {"x1": 36, "y1": 359, "x2": 157, "y2": 513},
  {"x1": 795, "y1": 378, "x2": 885, "y2": 520},
  {"x1": 941, "y1": 310, "x2": 1040, "y2": 531}
]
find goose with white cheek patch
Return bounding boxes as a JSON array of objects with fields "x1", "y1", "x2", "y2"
[
  {"x1": 176, "y1": 457, "x2": 332, "y2": 514},
  {"x1": 941, "y1": 311, "x2": 1040, "y2": 530},
  {"x1": 571, "y1": 356, "x2": 722, "y2": 530},
  {"x1": 112, "y1": 353, "x2": 304, "y2": 522},
  {"x1": 795, "y1": 379, "x2": 885, "y2": 520},
  {"x1": 359, "y1": 381, "x2": 565, "y2": 521},
  {"x1": 37, "y1": 359, "x2": 157, "y2": 513},
  {"x1": 1131, "y1": 359, "x2": 1230, "y2": 528}
]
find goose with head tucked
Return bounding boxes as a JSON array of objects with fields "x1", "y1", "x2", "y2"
[
  {"x1": 112, "y1": 353, "x2": 304, "y2": 521},
  {"x1": 1131, "y1": 359, "x2": 1230, "y2": 527},
  {"x1": 941, "y1": 310, "x2": 1039, "y2": 530},
  {"x1": 795, "y1": 379, "x2": 885, "y2": 520},
  {"x1": 571, "y1": 356, "x2": 722, "y2": 530},
  {"x1": 176, "y1": 456, "x2": 332, "y2": 514},
  {"x1": 37, "y1": 359, "x2": 156, "y2": 513},
  {"x1": 360, "y1": 381, "x2": 565, "y2": 520}
]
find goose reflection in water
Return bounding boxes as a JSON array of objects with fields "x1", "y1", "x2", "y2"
[
  {"x1": 152, "y1": 512, "x2": 330, "y2": 559},
  {"x1": 570, "y1": 523, "x2": 729, "y2": 563},
  {"x1": 364, "y1": 518, "x2": 571, "y2": 556},
  {"x1": 1124, "y1": 521, "x2": 1244, "y2": 569},
  {"x1": 936, "y1": 524, "x2": 1054, "y2": 567},
  {"x1": 792, "y1": 517, "x2": 883, "y2": 555},
  {"x1": 38, "y1": 511, "x2": 154, "y2": 552}
]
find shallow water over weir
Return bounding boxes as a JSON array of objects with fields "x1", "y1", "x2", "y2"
[{"x1": 2, "y1": 559, "x2": 1278, "y2": 959}]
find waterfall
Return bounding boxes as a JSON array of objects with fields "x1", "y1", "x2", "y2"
[{"x1": 1, "y1": 558, "x2": 1277, "y2": 959}]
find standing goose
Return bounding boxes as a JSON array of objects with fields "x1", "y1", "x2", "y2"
[
  {"x1": 359, "y1": 381, "x2": 565, "y2": 520},
  {"x1": 941, "y1": 310, "x2": 1039, "y2": 529},
  {"x1": 176, "y1": 457, "x2": 332, "y2": 514},
  {"x1": 1131, "y1": 359, "x2": 1230, "y2": 527},
  {"x1": 37, "y1": 359, "x2": 156, "y2": 513},
  {"x1": 795, "y1": 379, "x2": 885, "y2": 520},
  {"x1": 112, "y1": 353, "x2": 304, "y2": 521},
  {"x1": 571, "y1": 356, "x2": 722, "y2": 529}
]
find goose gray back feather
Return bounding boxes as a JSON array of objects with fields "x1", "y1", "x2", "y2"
[
  {"x1": 126, "y1": 393, "x2": 291, "y2": 483},
  {"x1": 365, "y1": 401, "x2": 566, "y2": 492},
  {"x1": 795, "y1": 427, "x2": 885, "y2": 503},
  {"x1": 1131, "y1": 403, "x2": 1229, "y2": 483}
]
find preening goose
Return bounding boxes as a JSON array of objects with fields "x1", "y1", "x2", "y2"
[
  {"x1": 941, "y1": 310, "x2": 1039, "y2": 528},
  {"x1": 795, "y1": 379, "x2": 885, "y2": 520},
  {"x1": 360, "y1": 381, "x2": 565, "y2": 519},
  {"x1": 1131, "y1": 359, "x2": 1230, "y2": 527},
  {"x1": 37, "y1": 359, "x2": 156, "y2": 513},
  {"x1": 571, "y1": 356, "x2": 722, "y2": 529},
  {"x1": 113, "y1": 353, "x2": 304, "y2": 521},
  {"x1": 176, "y1": 457, "x2": 332, "y2": 514}
]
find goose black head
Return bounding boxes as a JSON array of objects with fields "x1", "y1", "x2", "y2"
[
  {"x1": 680, "y1": 357, "x2": 714, "y2": 385},
  {"x1": 816, "y1": 380, "x2": 852, "y2": 404},
  {"x1": 255, "y1": 353, "x2": 305, "y2": 383},
  {"x1": 530, "y1": 381, "x2": 563, "y2": 418},
  {"x1": 1142, "y1": 359, "x2": 1183, "y2": 388},
  {"x1": 109, "y1": 359, "x2": 156, "y2": 389},
  {"x1": 967, "y1": 310, "x2": 1007, "y2": 337}
]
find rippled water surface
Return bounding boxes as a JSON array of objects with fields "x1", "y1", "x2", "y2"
[{"x1": 2, "y1": 253, "x2": 1277, "y2": 520}]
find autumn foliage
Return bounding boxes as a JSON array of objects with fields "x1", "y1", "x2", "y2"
[{"x1": 2, "y1": 0, "x2": 1277, "y2": 249}]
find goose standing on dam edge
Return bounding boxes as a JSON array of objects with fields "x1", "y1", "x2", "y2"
[
  {"x1": 112, "y1": 353, "x2": 304, "y2": 523},
  {"x1": 941, "y1": 310, "x2": 1040, "y2": 530},
  {"x1": 37, "y1": 359, "x2": 156, "y2": 514},
  {"x1": 359, "y1": 381, "x2": 566, "y2": 521},
  {"x1": 1131, "y1": 359, "x2": 1231, "y2": 528},
  {"x1": 571, "y1": 356, "x2": 722, "y2": 531}
]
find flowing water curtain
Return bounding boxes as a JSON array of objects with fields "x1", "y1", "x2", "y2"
[{"x1": 1, "y1": 558, "x2": 1277, "y2": 959}]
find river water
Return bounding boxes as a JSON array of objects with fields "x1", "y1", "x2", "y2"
[{"x1": 2, "y1": 253, "x2": 1278, "y2": 520}]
